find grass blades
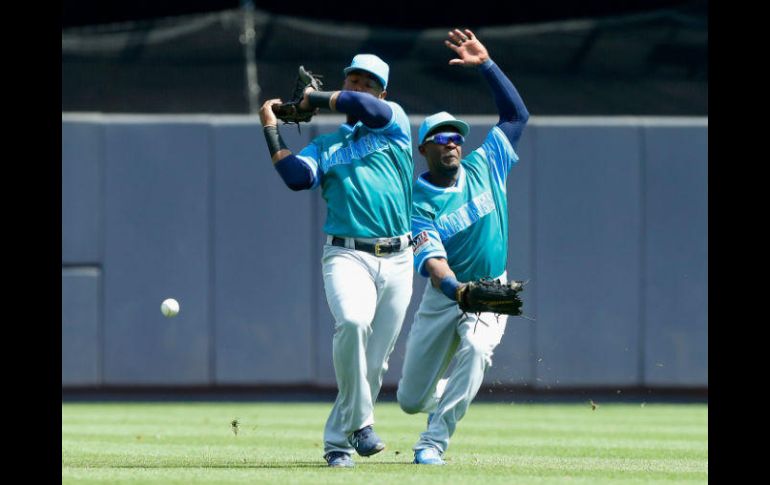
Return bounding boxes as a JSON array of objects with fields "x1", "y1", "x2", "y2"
[{"x1": 62, "y1": 402, "x2": 707, "y2": 484}]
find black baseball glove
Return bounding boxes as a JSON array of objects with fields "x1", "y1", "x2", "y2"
[
  {"x1": 271, "y1": 65, "x2": 324, "y2": 125},
  {"x1": 456, "y1": 278, "x2": 524, "y2": 316}
]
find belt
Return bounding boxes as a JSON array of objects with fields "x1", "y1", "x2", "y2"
[{"x1": 328, "y1": 234, "x2": 413, "y2": 256}]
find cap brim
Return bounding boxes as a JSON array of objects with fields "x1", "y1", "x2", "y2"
[
  {"x1": 343, "y1": 67, "x2": 387, "y2": 89},
  {"x1": 421, "y1": 119, "x2": 470, "y2": 143}
]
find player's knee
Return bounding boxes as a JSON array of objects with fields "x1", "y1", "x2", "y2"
[
  {"x1": 335, "y1": 316, "x2": 371, "y2": 334},
  {"x1": 397, "y1": 388, "x2": 424, "y2": 414},
  {"x1": 462, "y1": 338, "x2": 494, "y2": 364}
]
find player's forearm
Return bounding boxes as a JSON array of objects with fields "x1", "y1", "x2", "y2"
[
  {"x1": 263, "y1": 125, "x2": 292, "y2": 163},
  {"x1": 425, "y1": 257, "x2": 461, "y2": 300},
  {"x1": 479, "y1": 59, "x2": 529, "y2": 124},
  {"x1": 425, "y1": 257, "x2": 455, "y2": 285},
  {"x1": 264, "y1": 126, "x2": 316, "y2": 190}
]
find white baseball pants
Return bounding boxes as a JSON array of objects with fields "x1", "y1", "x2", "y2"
[
  {"x1": 397, "y1": 272, "x2": 508, "y2": 454},
  {"x1": 322, "y1": 242, "x2": 414, "y2": 454}
]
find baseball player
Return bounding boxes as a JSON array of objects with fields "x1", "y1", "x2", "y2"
[
  {"x1": 259, "y1": 54, "x2": 414, "y2": 468},
  {"x1": 396, "y1": 29, "x2": 529, "y2": 465}
]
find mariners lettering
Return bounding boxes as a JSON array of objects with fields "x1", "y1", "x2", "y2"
[
  {"x1": 434, "y1": 191, "x2": 496, "y2": 240},
  {"x1": 321, "y1": 134, "x2": 389, "y2": 171}
]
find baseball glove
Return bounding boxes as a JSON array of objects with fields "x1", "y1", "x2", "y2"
[
  {"x1": 456, "y1": 278, "x2": 524, "y2": 316},
  {"x1": 271, "y1": 65, "x2": 324, "y2": 124}
]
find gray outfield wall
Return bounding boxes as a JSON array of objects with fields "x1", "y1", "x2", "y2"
[{"x1": 62, "y1": 114, "x2": 707, "y2": 390}]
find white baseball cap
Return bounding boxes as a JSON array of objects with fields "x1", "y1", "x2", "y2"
[
  {"x1": 418, "y1": 111, "x2": 470, "y2": 145},
  {"x1": 343, "y1": 54, "x2": 390, "y2": 90}
]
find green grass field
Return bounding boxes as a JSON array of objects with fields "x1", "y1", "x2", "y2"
[{"x1": 62, "y1": 401, "x2": 707, "y2": 484}]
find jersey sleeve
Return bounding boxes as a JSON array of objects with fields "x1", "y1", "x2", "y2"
[
  {"x1": 367, "y1": 101, "x2": 412, "y2": 152},
  {"x1": 295, "y1": 140, "x2": 323, "y2": 189},
  {"x1": 473, "y1": 126, "x2": 519, "y2": 191},
  {"x1": 412, "y1": 211, "x2": 447, "y2": 278}
]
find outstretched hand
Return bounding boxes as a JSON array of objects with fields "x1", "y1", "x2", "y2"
[{"x1": 445, "y1": 29, "x2": 489, "y2": 67}]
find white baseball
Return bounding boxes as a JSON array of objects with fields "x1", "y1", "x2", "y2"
[{"x1": 161, "y1": 298, "x2": 180, "y2": 317}]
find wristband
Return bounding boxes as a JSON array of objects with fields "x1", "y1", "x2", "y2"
[
  {"x1": 307, "y1": 91, "x2": 335, "y2": 110},
  {"x1": 263, "y1": 125, "x2": 288, "y2": 157},
  {"x1": 439, "y1": 275, "x2": 461, "y2": 301}
]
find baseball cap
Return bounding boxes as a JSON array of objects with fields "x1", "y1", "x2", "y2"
[
  {"x1": 418, "y1": 112, "x2": 470, "y2": 145},
  {"x1": 343, "y1": 54, "x2": 389, "y2": 90}
]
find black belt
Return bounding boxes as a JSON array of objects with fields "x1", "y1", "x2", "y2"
[{"x1": 330, "y1": 236, "x2": 412, "y2": 256}]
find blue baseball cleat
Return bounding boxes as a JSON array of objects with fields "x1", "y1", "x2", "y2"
[
  {"x1": 350, "y1": 425, "x2": 386, "y2": 456},
  {"x1": 324, "y1": 451, "x2": 354, "y2": 468},
  {"x1": 413, "y1": 447, "x2": 445, "y2": 465}
]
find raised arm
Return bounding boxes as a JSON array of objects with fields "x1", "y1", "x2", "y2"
[
  {"x1": 299, "y1": 90, "x2": 393, "y2": 129},
  {"x1": 445, "y1": 29, "x2": 529, "y2": 148},
  {"x1": 259, "y1": 98, "x2": 317, "y2": 191}
]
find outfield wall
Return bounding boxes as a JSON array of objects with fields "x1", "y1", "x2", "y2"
[{"x1": 62, "y1": 114, "x2": 707, "y2": 390}]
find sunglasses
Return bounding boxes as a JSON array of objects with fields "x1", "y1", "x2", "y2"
[{"x1": 424, "y1": 133, "x2": 465, "y2": 146}]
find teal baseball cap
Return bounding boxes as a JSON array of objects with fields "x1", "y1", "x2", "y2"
[
  {"x1": 343, "y1": 54, "x2": 389, "y2": 90},
  {"x1": 418, "y1": 112, "x2": 470, "y2": 145}
]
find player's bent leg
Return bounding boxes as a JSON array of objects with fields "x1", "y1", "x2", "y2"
[
  {"x1": 398, "y1": 376, "x2": 450, "y2": 415},
  {"x1": 397, "y1": 283, "x2": 460, "y2": 414},
  {"x1": 417, "y1": 312, "x2": 509, "y2": 453}
]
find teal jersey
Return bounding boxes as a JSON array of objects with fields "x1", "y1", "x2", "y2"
[
  {"x1": 411, "y1": 126, "x2": 518, "y2": 282},
  {"x1": 295, "y1": 101, "x2": 413, "y2": 238}
]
